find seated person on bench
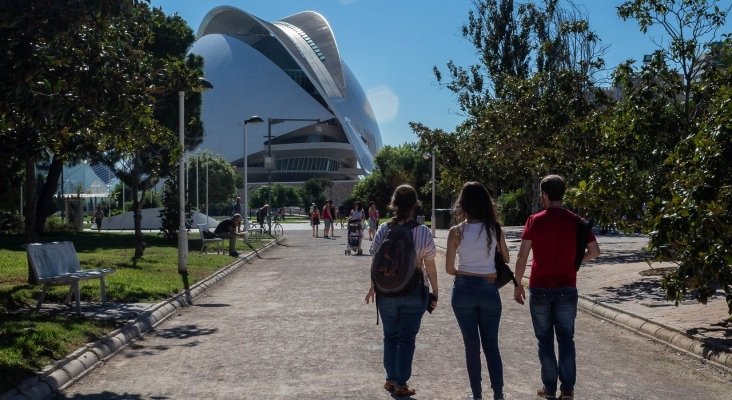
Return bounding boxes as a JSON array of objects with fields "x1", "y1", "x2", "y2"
[{"x1": 214, "y1": 213, "x2": 245, "y2": 257}]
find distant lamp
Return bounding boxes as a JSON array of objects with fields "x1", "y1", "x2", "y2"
[{"x1": 243, "y1": 116, "x2": 264, "y2": 232}]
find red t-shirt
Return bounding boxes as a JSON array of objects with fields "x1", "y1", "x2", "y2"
[
  {"x1": 521, "y1": 207, "x2": 596, "y2": 288},
  {"x1": 322, "y1": 207, "x2": 332, "y2": 220}
]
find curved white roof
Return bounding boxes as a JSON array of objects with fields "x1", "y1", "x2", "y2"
[{"x1": 192, "y1": 6, "x2": 380, "y2": 180}]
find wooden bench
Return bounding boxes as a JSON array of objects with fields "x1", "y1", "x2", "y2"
[
  {"x1": 25, "y1": 241, "x2": 115, "y2": 314},
  {"x1": 197, "y1": 223, "x2": 223, "y2": 254}
]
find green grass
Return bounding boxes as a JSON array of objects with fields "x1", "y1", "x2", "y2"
[{"x1": 0, "y1": 230, "x2": 271, "y2": 392}]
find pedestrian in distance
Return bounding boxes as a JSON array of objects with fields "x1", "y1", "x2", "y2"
[
  {"x1": 368, "y1": 201, "x2": 379, "y2": 241},
  {"x1": 445, "y1": 182, "x2": 509, "y2": 400},
  {"x1": 365, "y1": 184, "x2": 438, "y2": 398},
  {"x1": 310, "y1": 204, "x2": 320, "y2": 237},
  {"x1": 513, "y1": 175, "x2": 600, "y2": 400},
  {"x1": 93, "y1": 207, "x2": 104, "y2": 232},
  {"x1": 232, "y1": 197, "x2": 242, "y2": 232},
  {"x1": 256, "y1": 204, "x2": 269, "y2": 232},
  {"x1": 214, "y1": 213, "x2": 245, "y2": 257},
  {"x1": 322, "y1": 200, "x2": 334, "y2": 239}
]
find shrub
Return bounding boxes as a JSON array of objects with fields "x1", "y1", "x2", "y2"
[
  {"x1": 496, "y1": 189, "x2": 530, "y2": 226},
  {"x1": 0, "y1": 212, "x2": 23, "y2": 234}
]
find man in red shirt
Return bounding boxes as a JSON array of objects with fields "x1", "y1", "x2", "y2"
[{"x1": 513, "y1": 175, "x2": 600, "y2": 400}]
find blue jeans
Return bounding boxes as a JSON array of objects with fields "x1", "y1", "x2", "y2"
[
  {"x1": 529, "y1": 287, "x2": 578, "y2": 393},
  {"x1": 378, "y1": 284, "x2": 428, "y2": 387},
  {"x1": 451, "y1": 275, "x2": 504, "y2": 399}
]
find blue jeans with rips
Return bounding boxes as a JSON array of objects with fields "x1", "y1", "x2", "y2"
[
  {"x1": 378, "y1": 283, "x2": 428, "y2": 388},
  {"x1": 451, "y1": 275, "x2": 504, "y2": 400},
  {"x1": 529, "y1": 287, "x2": 578, "y2": 394}
]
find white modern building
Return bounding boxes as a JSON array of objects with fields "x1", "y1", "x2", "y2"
[{"x1": 190, "y1": 6, "x2": 383, "y2": 182}]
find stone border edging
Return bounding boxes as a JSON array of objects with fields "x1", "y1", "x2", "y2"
[
  {"x1": 1, "y1": 237, "x2": 285, "y2": 400},
  {"x1": 577, "y1": 296, "x2": 732, "y2": 373}
]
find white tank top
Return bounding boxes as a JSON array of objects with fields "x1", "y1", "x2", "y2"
[{"x1": 457, "y1": 222, "x2": 497, "y2": 275}]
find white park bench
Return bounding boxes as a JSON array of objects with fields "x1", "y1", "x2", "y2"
[
  {"x1": 197, "y1": 223, "x2": 223, "y2": 254},
  {"x1": 25, "y1": 241, "x2": 115, "y2": 314}
]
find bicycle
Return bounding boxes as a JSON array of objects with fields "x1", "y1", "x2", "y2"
[{"x1": 260, "y1": 214, "x2": 284, "y2": 237}]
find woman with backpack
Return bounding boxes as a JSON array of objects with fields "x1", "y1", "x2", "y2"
[
  {"x1": 445, "y1": 181, "x2": 509, "y2": 400},
  {"x1": 365, "y1": 184, "x2": 438, "y2": 397}
]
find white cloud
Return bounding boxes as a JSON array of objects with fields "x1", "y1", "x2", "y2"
[{"x1": 366, "y1": 85, "x2": 399, "y2": 124}]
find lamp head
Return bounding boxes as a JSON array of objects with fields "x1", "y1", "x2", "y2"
[
  {"x1": 245, "y1": 116, "x2": 264, "y2": 125},
  {"x1": 195, "y1": 77, "x2": 214, "y2": 92},
  {"x1": 422, "y1": 152, "x2": 432, "y2": 160}
]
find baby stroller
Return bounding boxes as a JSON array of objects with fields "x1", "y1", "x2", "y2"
[{"x1": 345, "y1": 218, "x2": 363, "y2": 255}]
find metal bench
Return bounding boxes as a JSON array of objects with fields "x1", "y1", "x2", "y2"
[
  {"x1": 25, "y1": 241, "x2": 115, "y2": 314},
  {"x1": 197, "y1": 223, "x2": 223, "y2": 254}
]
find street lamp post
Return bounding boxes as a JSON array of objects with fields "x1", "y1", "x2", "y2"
[
  {"x1": 265, "y1": 117, "x2": 320, "y2": 234},
  {"x1": 243, "y1": 116, "x2": 264, "y2": 232},
  {"x1": 178, "y1": 78, "x2": 213, "y2": 305},
  {"x1": 205, "y1": 155, "x2": 209, "y2": 217},
  {"x1": 423, "y1": 151, "x2": 436, "y2": 238}
]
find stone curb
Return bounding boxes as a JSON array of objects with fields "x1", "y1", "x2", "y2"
[
  {"x1": 576, "y1": 296, "x2": 732, "y2": 373},
  {"x1": 0, "y1": 237, "x2": 285, "y2": 400},
  {"x1": 433, "y1": 244, "x2": 732, "y2": 374}
]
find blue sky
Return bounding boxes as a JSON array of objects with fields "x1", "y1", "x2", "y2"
[{"x1": 150, "y1": 0, "x2": 730, "y2": 147}]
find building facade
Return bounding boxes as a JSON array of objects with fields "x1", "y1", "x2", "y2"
[{"x1": 190, "y1": 6, "x2": 383, "y2": 183}]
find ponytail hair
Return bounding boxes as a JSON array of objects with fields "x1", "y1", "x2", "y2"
[{"x1": 388, "y1": 184, "x2": 421, "y2": 226}]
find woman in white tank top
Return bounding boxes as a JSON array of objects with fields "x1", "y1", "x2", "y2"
[{"x1": 445, "y1": 182, "x2": 510, "y2": 400}]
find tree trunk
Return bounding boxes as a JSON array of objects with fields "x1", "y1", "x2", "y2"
[
  {"x1": 35, "y1": 155, "x2": 63, "y2": 234},
  {"x1": 23, "y1": 158, "x2": 38, "y2": 243},
  {"x1": 131, "y1": 163, "x2": 146, "y2": 259},
  {"x1": 526, "y1": 174, "x2": 543, "y2": 214}
]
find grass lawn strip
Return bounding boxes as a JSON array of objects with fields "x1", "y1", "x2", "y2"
[{"x1": 0, "y1": 230, "x2": 272, "y2": 393}]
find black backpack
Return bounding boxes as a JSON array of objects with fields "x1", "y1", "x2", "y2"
[{"x1": 371, "y1": 220, "x2": 421, "y2": 297}]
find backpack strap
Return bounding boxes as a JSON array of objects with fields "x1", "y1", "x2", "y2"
[{"x1": 405, "y1": 219, "x2": 420, "y2": 230}]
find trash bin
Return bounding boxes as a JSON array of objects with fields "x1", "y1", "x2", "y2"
[{"x1": 434, "y1": 209, "x2": 452, "y2": 229}]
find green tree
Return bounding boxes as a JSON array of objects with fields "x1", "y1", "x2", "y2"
[
  {"x1": 0, "y1": 0, "x2": 152, "y2": 242},
  {"x1": 249, "y1": 184, "x2": 301, "y2": 210},
  {"x1": 301, "y1": 178, "x2": 333, "y2": 208},
  {"x1": 653, "y1": 85, "x2": 732, "y2": 314},
  {"x1": 350, "y1": 143, "x2": 437, "y2": 216},
  {"x1": 435, "y1": 0, "x2": 605, "y2": 116},
  {"x1": 425, "y1": 0, "x2": 606, "y2": 213},
  {"x1": 618, "y1": 0, "x2": 731, "y2": 138},
  {"x1": 100, "y1": 5, "x2": 206, "y2": 258},
  {"x1": 186, "y1": 152, "x2": 243, "y2": 210},
  {"x1": 159, "y1": 176, "x2": 193, "y2": 241}
]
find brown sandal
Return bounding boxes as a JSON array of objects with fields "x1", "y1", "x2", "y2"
[
  {"x1": 393, "y1": 385, "x2": 416, "y2": 397},
  {"x1": 383, "y1": 380, "x2": 396, "y2": 392}
]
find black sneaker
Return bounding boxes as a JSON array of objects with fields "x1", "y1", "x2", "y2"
[{"x1": 229, "y1": 251, "x2": 239, "y2": 257}]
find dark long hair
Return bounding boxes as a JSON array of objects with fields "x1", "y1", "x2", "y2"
[
  {"x1": 452, "y1": 181, "x2": 499, "y2": 252},
  {"x1": 388, "y1": 184, "x2": 421, "y2": 225}
]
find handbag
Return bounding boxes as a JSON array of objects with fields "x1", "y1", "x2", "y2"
[{"x1": 494, "y1": 223, "x2": 518, "y2": 289}]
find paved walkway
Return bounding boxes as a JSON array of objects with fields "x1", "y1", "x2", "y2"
[{"x1": 2, "y1": 225, "x2": 730, "y2": 399}]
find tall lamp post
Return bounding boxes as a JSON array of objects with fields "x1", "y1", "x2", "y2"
[
  {"x1": 243, "y1": 116, "x2": 264, "y2": 232},
  {"x1": 178, "y1": 78, "x2": 213, "y2": 305},
  {"x1": 423, "y1": 151, "x2": 436, "y2": 238},
  {"x1": 266, "y1": 118, "x2": 320, "y2": 234}
]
